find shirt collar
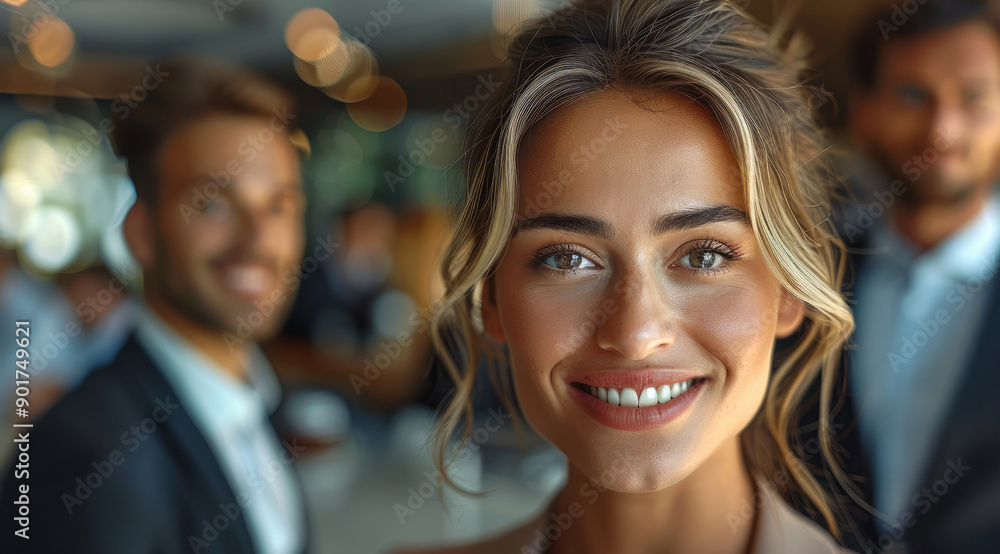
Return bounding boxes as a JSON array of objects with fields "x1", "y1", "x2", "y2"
[
  {"x1": 868, "y1": 194, "x2": 1000, "y2": 281},
  {"x1": 133, "y1": 304, "x2": 283, "y2": 433},
  {"x1": 924, "y1": 195, "x2": 1000, "y2": 280}
]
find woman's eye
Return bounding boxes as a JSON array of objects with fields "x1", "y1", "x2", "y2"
[
  {"x1": 543, "y1": 251, "x2": 597, "y2": 270},
  {"x1": 678, "y1": 249, "x2": 724, "y2": 270}
]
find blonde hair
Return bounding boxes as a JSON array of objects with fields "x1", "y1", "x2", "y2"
[{"x1": 431, "y1": 0, "x2": 859, "y2": 538}]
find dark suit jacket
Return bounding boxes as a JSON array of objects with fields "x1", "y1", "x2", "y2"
[
  {"x1": 801, "y1": 235, "x2": 1000, "y2": 554},
  {"x1": 1, "y1": 336, "x2": 311, "y2": 553}
]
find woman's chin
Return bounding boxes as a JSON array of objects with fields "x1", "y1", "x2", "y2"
[{"x1": 569, "y1": 455, "x2": 696, "y2": 494}]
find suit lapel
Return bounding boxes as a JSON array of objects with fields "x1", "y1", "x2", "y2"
[
  {"x1": 843, "y1": 228, "x2": 1000, "y2": 549},
  {"x1": 117, "y1": 336, "x2": 258, "y2": 553},
  {"x1": 914, "y1": 267, "x2": 1000, "y2": 487}
]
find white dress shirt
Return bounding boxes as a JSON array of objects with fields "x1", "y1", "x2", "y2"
[
  {"x1": 850, "y1": 195, "x2": 1000, "y2": 526},
  {"x1": 134, "y1": 305, "x2": 305, "y2": 554}
]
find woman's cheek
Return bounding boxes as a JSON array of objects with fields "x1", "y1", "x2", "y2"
[
  {"x1": 501, "y1": 279, "x2": 605, "y2": 366},
  {"x1": 678, "y1": 280, "x2": 775, "y2": 415},
  {"x1": 499, "y1": 282, "x2": 604, "y2": 427},
  {"x1": 684, "y1": 276, "x2": 777, "y2": 359}
]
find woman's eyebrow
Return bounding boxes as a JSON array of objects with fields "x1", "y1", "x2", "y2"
[
  {"x1": 653, "y1": 205, "x2": 748, "y2": 234},
  {"x1": 513, "y1": 205, "x2": 748, "y2": 239},
  {"x1": 514, "y1": 213, "x2": 613, "y2": 239}
]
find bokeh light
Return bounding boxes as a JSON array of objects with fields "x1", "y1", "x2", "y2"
[
  {"x1": 0, "y1": 117, "x2": 128, "y2": 274},
  {"x1": 20, "y1": 205, "x2": 81, "y2": 273},
  {"x1": 293, "y1": 26, "x2": 342, "y2": 63},
  {"x1": 294, "y1": 56, "x2": 327, "y2": 87},
  {"x1": 321, "y1": 41, "x2": 380, "y2": 103},
  {"x1": 346, "y1": 77, "x2": 407, "y2": 132},
  {"x1": 28, "y1": 16, "x2": 75, "y2": 68},
  {"x1": 286, "y1": 8, "x2": 342, "y2": 61},
  {"x1": 0, "y1": 170, "x2": 42, "y2": 246}
]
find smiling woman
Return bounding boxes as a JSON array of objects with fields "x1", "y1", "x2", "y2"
[
  {"x1": 497, "y1": 92, "x2": 793, "y2": 448},
  {"x1": 421, "y1": 0, "x2": 858, "y2": 553}
]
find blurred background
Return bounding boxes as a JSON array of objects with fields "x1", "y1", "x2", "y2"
[{"x1": 0, "y1": 0, "x2": 990, "y2": 552}]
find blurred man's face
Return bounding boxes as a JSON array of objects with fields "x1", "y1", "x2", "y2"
[
  {"x1": 147, "y1": 113, "x2": 305, "y2": 341},
  {"x1": 853, "y1": 21, "x2": 1000, "y2": 205}
]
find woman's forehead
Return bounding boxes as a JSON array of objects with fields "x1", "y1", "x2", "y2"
[{"x1": 516, "y1": 89, "x2": 745, "y2": 216}]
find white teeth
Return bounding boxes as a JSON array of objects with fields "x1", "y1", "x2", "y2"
[
  {"x1": 586, "y1": 379, "x2": 699, "y2": 407},
  {"x1": 226, "y1": 265, "x2": 271, "y2": 295},
  {"x1": 638, "y1": 387, "x2": 658, "y2": 407},
  {"x1": 620, "y1": 388, "x2": 639, "y2": 407},
  {"x1": 657, "y1": 384, "x2": 672, "y2": 403},
  {"x1": 607, "y1": 388, "x2": 620, "y2": 406}
]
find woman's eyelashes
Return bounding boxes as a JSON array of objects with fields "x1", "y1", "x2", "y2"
[
  {"x1": 671, "y1": 238, "x2": 743, "y2": 276},
  {"x1": 526, "y1": 238, "x2": 742, "y2": 277},
  {"x1": 527, "y1": 243, "x2": 602, "y2": 276}
]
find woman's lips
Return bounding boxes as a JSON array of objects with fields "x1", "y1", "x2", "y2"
[
  {"x1": 572, "y1": 369, "x2": 704, "y2": 390},
  {"x1": 567, "y1": 377, "x2": 707, "y2": 431}
]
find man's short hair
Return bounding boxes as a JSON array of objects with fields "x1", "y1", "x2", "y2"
[
  {"x1": 110, "y1": 58, "x2": 300, "y2": 205},
  {"x1": 852, "y1": 0, "x2": 1000, "y2": 90}
]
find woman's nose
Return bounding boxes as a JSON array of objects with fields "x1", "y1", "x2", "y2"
[{"x1": 595, "y1": 271, "x2": 677, "y2": 360}]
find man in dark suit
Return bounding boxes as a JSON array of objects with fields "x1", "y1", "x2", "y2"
[
  {"x1": 2, "y1": 59, "x2": 312, "y2": 553},
  {"x1": 805, "y1": 2, "x2": 1000, "y2": 553}
]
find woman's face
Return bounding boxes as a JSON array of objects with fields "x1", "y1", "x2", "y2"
[{"x1": 482, "y1": 90, "x2": 804, "y2": 492}]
